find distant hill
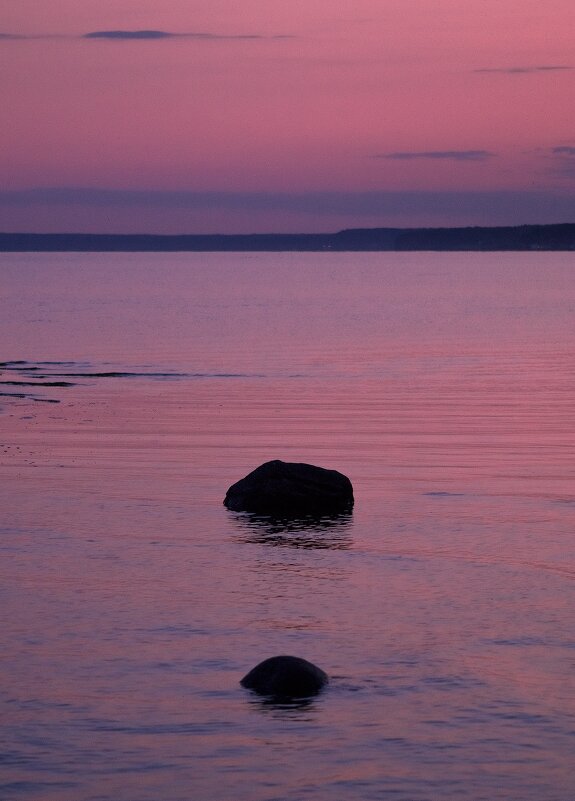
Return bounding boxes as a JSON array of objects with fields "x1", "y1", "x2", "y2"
[{"x1": 0, "y1": 224, "x2": 574, "y2": 251}]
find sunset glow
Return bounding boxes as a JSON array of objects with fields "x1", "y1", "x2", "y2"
[{"x1": 1, "y1": 0, "x2": 574, "y2": 232}]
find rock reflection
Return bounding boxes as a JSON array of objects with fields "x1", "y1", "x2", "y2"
[
  {"x1": 247, "y1": 694, "x2": 320, "y2": 718},
  {"x1": 231, "y1": 511, "x2": 353, "y2": 549}
]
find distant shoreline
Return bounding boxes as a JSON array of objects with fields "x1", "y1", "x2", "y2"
[{"x1": 1, "y1": 223, "x2": 574, "y2": 252}]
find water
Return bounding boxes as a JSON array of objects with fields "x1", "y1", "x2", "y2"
[{"x1": 1, "y1": 251, "x2": 574, "y2": 801}]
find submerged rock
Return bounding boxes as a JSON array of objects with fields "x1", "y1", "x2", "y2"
[
  {"x1": 224, "y1": 460, "x2": 354, "y2": 515},
  {"x1": 240, "y1": 655, "x2": 328, "y2": 698}
]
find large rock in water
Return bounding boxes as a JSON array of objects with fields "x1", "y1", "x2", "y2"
[
  {"x1": 240, "y1": 655, "x2": 328, "y2": 698},
  {"x1": 224, "y1": 459, "x2": 354, "y2": 515}
]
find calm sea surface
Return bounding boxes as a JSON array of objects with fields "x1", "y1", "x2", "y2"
[{"x1": 1, "y1": 251, "x2": 574, "y2": 801}]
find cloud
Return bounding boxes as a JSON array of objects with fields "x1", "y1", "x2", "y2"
[
  {"x1": 547, "y1": 146, "x2": 575, "y2": 180},
  {"x1": 0, "y1": 29, "x2": 291, "y2": 42},
  {"x1": 475, "y1": 65, "x2": 572, "y2": 74},
  {"x1": 83, "y1": 30, "x2": 275, "y2": 40},
  {"x1": 84, "y1": 30, "x2": 177, "y2": 40},
  {"x1": 375, "y1": 150, "x2": 496, "y2": 162},
  {"x1": 1, "y1": 186, "x2": 574, "y2": 224},
  {"x1": 0, "y1": 32, "x2": 62, "y2": 40}
]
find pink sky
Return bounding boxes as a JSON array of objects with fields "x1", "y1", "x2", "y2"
[{"x1": 1, "y1": 0, "x2": 574, "y2": 232}]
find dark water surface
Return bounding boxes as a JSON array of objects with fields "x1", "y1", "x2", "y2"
[{"x1": 1, "y1": 252, "x2": 574, "y2": 801}]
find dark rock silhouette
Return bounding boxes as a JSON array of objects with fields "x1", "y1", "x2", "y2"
[
  {"x1": 224, "y1": 460, "x2": 354, "y2": 515},
  {"x1": 240, "y1": 655, "x2": 328, "y2": 698}
]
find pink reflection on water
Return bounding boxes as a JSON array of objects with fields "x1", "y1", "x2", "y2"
[{"x1": 1, "y1": 253, "x2": 575, "y2": 800}]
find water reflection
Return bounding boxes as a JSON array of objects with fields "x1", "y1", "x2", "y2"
[
  {"x1": 246, "y1": 693, "x2": 321, "y2": 718},
  {"x1": 4, "y1": 254, "x2": 575, "y2": 801},
  {"x1": 230, "y1": 511, "x2": 353, "y2": 549}
]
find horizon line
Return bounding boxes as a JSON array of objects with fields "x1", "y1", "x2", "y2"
[{"x1": 1, "y1": 221, "x2": 574, "y2": 237}]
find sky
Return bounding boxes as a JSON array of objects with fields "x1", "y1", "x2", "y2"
[{"x1": 1, "y1": 0, "x2": 574, "y2": 233}]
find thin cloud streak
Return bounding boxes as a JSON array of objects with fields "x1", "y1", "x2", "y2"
[
  {"x1": 83, "y1": 30, "x2": 283, "y2": 40},
  {"x1": 548, "y1": 146, "x2": 575, "y2": 180},
  {"x1": 84, "y1": 30, "x2": 178, "y2": 40},
  {"x1": 0, "y1": 32, "x2": 68, "y2": 40},
  {"x1": 475, "y1": 65, "x2": 572, "y2": 74},
  {"x1": 376, "y1": 150, "x2": 496, "y2": 162},
  {"x1": 0, "y1": 29, "x2": 292, "y2": 42}
]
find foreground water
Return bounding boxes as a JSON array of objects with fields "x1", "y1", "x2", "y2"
[{"x1": 1, "y1": 252, "x2": 574, "y2": 801}]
